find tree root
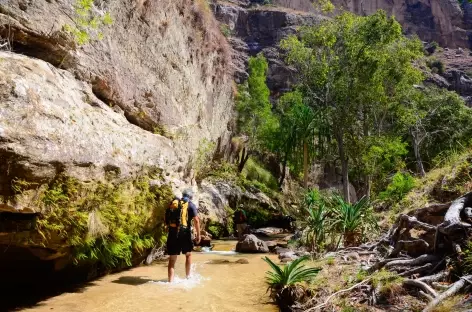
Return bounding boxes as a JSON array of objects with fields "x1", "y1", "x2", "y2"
[
  {"x1": 304, "y1": 279, "x2": 371, "y2": 311},
  {"x1": 403, "y1": 279, "x2": 438, "y2": 298},
  {"x1": 431, "y1": 282, "x2": 450, "y2": 291},
  {"x1": 417, "y1": 271, "x2": 449, "y2": 284},
  {"x1": 419, "y1": 290, "x2": 434, "y2": 302},
  {"x1": 423, "y1": 275, "x2": 472, "y2": 312},
  {"x1": 385, "y1": 254, "x2": 438, "y2": 270},
  {"x1": 366, "y1": 257, "x2": 410, "y2": 273},
  {"x1": 399, "y1": 263, "x2": 434, "y2": 277}
]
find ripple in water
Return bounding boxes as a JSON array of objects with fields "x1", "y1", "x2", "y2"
[{"x1": 149, "y1": 263, "x2": 209, "y2": 290}]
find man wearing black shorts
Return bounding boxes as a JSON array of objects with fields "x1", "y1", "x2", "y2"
[{"x1": 166, "y1": 188, "x2": 201, "y2": 282}]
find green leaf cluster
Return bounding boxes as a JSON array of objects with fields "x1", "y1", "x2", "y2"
[
  {"x1": 263, "y1": 255, "x2": 321, "y2": 292},
  {"x1": 63, "y1": 0, "x2": 113, "y2": 46}
]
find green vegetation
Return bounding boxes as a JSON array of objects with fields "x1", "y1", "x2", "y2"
[
  {"x1": 300, "y1": 190, "x2": 329, "y2": 252},
  {"x1": 63, "y1": 0, "x2": 113, "y2": 45},
  {"x1": 426, "y1": 58, "x2": 445, "y2": 74},
  {"x1": 263, "y1": 256, "x2": 321, "y2": 291},
  {"x1": 193, "y1": 138, "x2": 216, "y2": 180},
  {"x1": 236, "y1": 53, "x2": 278, "y2": 172},
  {"x1": 220, "y1": 23, "x2": 232, "y2": 37},
  {"x1": 233, "y1": 9, "x2": 472, "y2": 211},
  {"x1": 241, "y1": 157, "x2": 278, "y2": 190},
  {"x1": 300, "y1": 190, "x2": 378, "y2": 251},
  {"x1": 281, "y1": 11, "x2": 424, "y2": 201},
  {"x1": 379, "y1": 172, "x2": 416, "y2": 204},
  {"x1": 330, "y1": 195, "x2": 378, "y2": 247},
  {"x1": 25, "y1": 175, "x2": 171, "y2": 268},
  {"x1": 207, "y1": 221, "x2": 225, "y2": 239}
]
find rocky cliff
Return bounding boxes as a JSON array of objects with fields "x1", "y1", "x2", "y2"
[
  {"x1": 0, "y1": 0, "x2": 235, "y2": 279},
  {"x1": 273, "y1": 0, "x2": 472, "y2": 49},
  {"x1": 212, "y1": 1, "x2": 324, "y2": 93}
]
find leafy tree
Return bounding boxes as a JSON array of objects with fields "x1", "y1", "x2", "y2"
[
  {"x1": 276, "y1": 91, "x2": 317, "y2": 187},
  {"x1": 281, "y1": 11, "x2": 423, "y2": 201},
  {"x1": 397, "y1": 87, "x2": 472, "y2": 176},
  {"x1": 236, "y1": 53, "x2": 278, "y2": 172}
]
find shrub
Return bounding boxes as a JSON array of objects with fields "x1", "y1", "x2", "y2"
[
  {"x1": 246, "y1": 208, "x2": 271, "y2": 229},
  {"x1": 220, "y1": 23, "x2": 232, "y2": 37},
  {"x1": 300, "y1": 189, "x2": 330, "y2": 252},
  {"x1": 207, "y1": 221, "x2": 226, "y2": 239},
  {"x1": 263, "y1": 256, "x2": 320, "y2": 292},
  {"x1": 193, "y1": 139, "x2": 216, "y2": 180},
  {"x1": 298, "y1": 190, "x2": 379, "y2": 250},
  {"x1": 330, "y1": 195, "x2": 379, "y2": 247},
  {"x1": 379, "y1": 172, "x2": 416, "y2": 203},
  {"x1": 427, "y1": 58, "x2": 445, "y2": 75},
  {"x1": 241, "y1": 157, "x2": 278, "y2": 190},
  {"x1": 63, "y1": 0, "x2": 113, "y2": 46}
]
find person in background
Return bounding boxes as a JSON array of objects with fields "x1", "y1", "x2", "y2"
[
  {"x1": 234, "y1": 205, "x2": 248, "y2": 240},
  {"x1": 165, "y1": 188, "x2": 201, "y2": 282}
]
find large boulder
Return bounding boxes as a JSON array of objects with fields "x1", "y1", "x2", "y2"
[{"x1": 236, "y1": 234, "x2": 269, "y2": 253}]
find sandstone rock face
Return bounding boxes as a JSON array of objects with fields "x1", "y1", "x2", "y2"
[
  {"x1": 274, "y1": 0, "x2": 472, "y2": 48},
  {"x1": 0, "y1": 0, "x2": 233, "y2": 153},
  {"x1": 196, "y1": 180, "x2": 276, "y2": 227},
  {"x1": 0, "y1": 0, "x2": 235, "y2": 279},
  {"x1": 0, "y1": 52, "x2": 177, "y2": 196},
  {"x1": 235, "y1": 234, "x2": 269, "y2": 253}
]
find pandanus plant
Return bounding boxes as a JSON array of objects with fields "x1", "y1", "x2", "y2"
[
  {"x1": 330, "y1": 195, "x2": 379, "y2": 247},
  {"x1": 263, "y1": 256, "x2": 321, "y2": 308},
  {"x1": 300, "y1": 190, "x2": 330, "y2": 253}
]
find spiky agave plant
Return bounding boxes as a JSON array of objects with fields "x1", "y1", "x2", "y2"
[{"x1": 263, "y1": 255, "x2": 320, "y2": 292}]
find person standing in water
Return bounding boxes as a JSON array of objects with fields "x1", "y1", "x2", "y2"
[
  {"x1": 234, "y1": 205, "x2": 248, "y2": 240},
  {"x1": 165, "y1": 188, "x2": 201, "y2": 282}
]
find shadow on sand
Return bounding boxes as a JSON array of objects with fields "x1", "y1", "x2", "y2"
[{"x1": 112, "y1": 276, "x2": 167, "y2": 286}]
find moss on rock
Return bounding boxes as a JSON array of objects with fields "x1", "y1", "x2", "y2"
[{"x1": 8, "y1": 174, "x2": 172, "y2": 269}]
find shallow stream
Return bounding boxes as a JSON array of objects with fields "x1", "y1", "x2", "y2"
[{"x1": 20, "y1": 240, "x2": 278, "y2": 312}]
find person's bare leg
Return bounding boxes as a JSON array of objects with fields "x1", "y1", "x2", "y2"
[
  {"x1": 168, "y1": 255, "x2": 178, "y2": 283},
  {"x1": 185, "y1": 252, "x2": 192, "y2": 278}
]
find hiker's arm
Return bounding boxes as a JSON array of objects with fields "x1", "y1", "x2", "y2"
[{"x1": 193, "y1": 216, "x2": 201, "y2": 244}]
